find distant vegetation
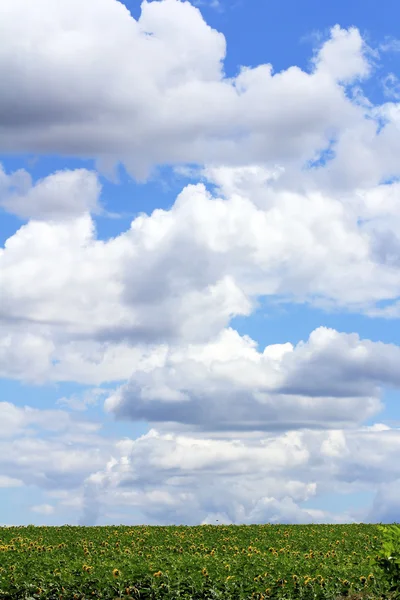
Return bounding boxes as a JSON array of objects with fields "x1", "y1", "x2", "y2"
[{"x1": 0, "y1": 523, "x2": 394, "y2": 599}]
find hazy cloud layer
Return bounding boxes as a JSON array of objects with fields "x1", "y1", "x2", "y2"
[{"x1": 1, "y1": 396, "x2": 399, "y2": 525}]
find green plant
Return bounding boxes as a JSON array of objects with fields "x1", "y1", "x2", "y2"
[{"x1": 373, "y1": 524, "x2": 400, "y2": 598}]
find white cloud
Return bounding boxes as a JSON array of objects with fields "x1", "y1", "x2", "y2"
[
  {"x1": 0, "y1": 402, "x2": 111, "y2": 492},
  {"x1": 0, "y1": 329, "x2": 56, "y2": 383},
  {"x1": 105, "y1": 326, "x2": 400, "y2": 433},
  {"x1": 311, "y1": 25, "x2": 371, "y2": 83},
  {"x1": 0, "y1": 0, "x2": 376, "y2": 179},
  {"x1": 69, "y1": 424, "x2": 400, "y2": 525},
  {"x1": 0, "y1": 166, "x2": 101, "y2": 221},
  {"x1": 0, "y1": 192, "x2": 253, "y2": 362},
  {"x1": 3, "y1": 166, "x2": 400, "y2": 388},
  {"x1": 74, "y1": 428, "x2": 322, "y2": 525},
  {"x1": 0, "y1": 401, "x2": 102, "y2": 439},
  {"x1": 0, "y1": 397, "x2": 398, "y2": 525},
  {"x1": 0, "y1": 177, "x2": 397, "y2": 327}
]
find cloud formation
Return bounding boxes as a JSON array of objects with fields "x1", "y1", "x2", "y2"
[
  {"x1": 3, "y1": 164, "x2": 400, "y2": 388},
  {"x1": 0, "y1": 394, "x2": 398, "y2": 525},
  {"x1": 75, "y1": 423, "x2": 400, "y2": 525},
  {"x1": 1, "y1": 0, "x2": 400, "y2": 526},
  {"x1": 0, "y1": 0, "x2": 376, "y2": 179},
  {"x1": 105, "y1": 326, "x2": 397, "y2": 433},
  {"x1": 0, "y1": 401, "x2": 110, "y2": 493},
  {"x1": 0, "y1": 166, "x2": 101, "y2": 221}
]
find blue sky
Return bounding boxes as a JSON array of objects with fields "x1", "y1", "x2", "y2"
[{"x1": 1, "y1": 0, "x2": 400, "y2": 526}]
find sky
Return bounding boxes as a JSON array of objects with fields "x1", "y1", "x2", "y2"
[{"x1": 1, "y1": 0, "x2": 400, "y2": 526}]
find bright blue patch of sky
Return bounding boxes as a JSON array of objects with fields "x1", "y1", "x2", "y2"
[
  {"x1": 304, "y1": 139, "x2": 337, "y2": 170},
  {"x1": 231, "y1": 300, "x2": 400, "y2": 347}
]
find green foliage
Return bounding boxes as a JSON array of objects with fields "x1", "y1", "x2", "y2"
[
  {"x1": 0, "y1": 523, "x2": 389, "y2": 600},
  {"x1": 373, "y1": 524, "x2": 400, "y2": 598}
]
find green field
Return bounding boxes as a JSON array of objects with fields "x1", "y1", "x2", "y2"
[{"x1": 0, "y1": 524, "x2": 391, "y2": 600}]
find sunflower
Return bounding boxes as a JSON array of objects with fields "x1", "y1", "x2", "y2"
[{"x1": 112, "y1": 568, "x2": 120, "y2": 578}]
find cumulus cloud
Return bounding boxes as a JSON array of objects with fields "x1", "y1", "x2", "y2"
[
  {"x1": 3, "y1": 165, "x2": 400, "y2": 391},
  {"x1": 105, "y1": 326, "x2": 400, "y2": 432},
  {"x1": 3, "y1": 171, "x2": 400, "y2": 370},
  {"x1": 0, "y1": 195, "x2": 252, "y2": 355},
  {"x1": 74, "y1": 428, "x2": 322, "y2": 525},
  {"x1": 0, "y1": 0, "x2": 378, "y2": 179},
  {"x1": 0, "y1": 165, "x2": 101, "y2": 221},
  {"x1": 71, "y1": 424, "x2": 400, "y2": 525},
  {"x1": 0, "y1": 398, "x2": 398, "y2": 526},
  {"x1": 311, "y1": 25, "x2": 371, "y2": 83},
  {"x1": 276, "y1": 327, "x2": 400, "y2": 397}
]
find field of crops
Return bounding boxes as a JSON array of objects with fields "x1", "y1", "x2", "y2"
[{"x1": 0, "y1": 524, "x2": 390, "y2": 600}]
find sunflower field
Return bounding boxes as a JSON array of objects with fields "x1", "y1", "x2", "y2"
[{"x1": 0, "y1": 523, "x2": 393, "y2": 600}]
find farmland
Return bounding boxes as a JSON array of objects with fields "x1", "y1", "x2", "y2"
[{"x1": 0, "y1": 524, "x2": 390, "y2": 600}]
